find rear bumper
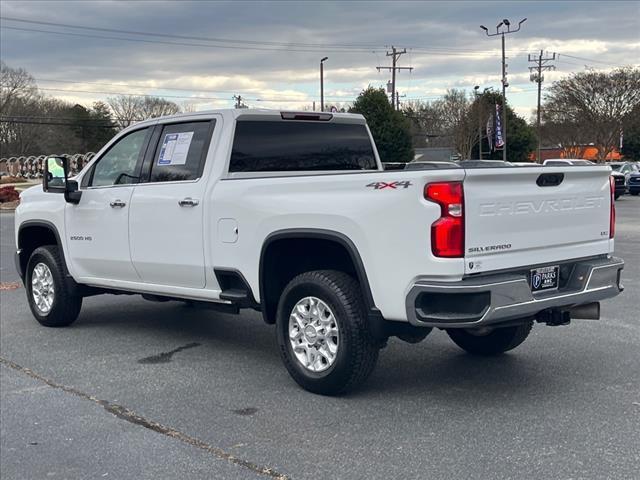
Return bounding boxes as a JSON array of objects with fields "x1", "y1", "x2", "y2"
[{"x1": 406, "y1": 256, "x2": 624, "y2": 328}]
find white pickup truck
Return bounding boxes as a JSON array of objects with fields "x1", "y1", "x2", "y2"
[{"x1": 15, "y1": 109, "x2": 624, "y2": 395}]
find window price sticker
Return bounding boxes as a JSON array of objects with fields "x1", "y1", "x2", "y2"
[{"x1": 158, "y1": 131, "x2": 194, "y2": 166}]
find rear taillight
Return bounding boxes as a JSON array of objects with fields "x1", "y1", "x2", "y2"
[
  {"x1": 609, "y1": 176, "x2": 616, "y2": 239},
  {"x1": 425, "y1": 182, "x2": 464, "y2": 257}
]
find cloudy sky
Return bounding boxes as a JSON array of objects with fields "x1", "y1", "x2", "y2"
[{"x1": 1, "y1": 0, "x2": 639, "y2": 119}]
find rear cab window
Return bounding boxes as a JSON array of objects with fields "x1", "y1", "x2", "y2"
[{"x1": 229, "y1": 119, "x2": 378, "y2": 174}]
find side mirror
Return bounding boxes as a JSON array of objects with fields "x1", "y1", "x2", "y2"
[{"x1": 43, "y1": 156, "x2": 82, "y2": 204}]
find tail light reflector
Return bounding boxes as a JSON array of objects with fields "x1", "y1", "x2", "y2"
[
  {"x1": 425, "y1": 182, "x2": 464, "y2": 258},
  {"x1": 609, "y1": 175, "x2": 615, "y2": 238}
]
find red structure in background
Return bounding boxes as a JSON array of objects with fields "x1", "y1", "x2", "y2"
[{"x1": 528, "y1": 146, "x2": 622, "y2": 163}]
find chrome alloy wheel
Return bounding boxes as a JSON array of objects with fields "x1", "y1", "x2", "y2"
[
  {"x1": 288, "y1": 296, "x2": 340, "y2": 373},
  {"x1": 31, "y1": 262, "x2": 55, "y2": 314}
]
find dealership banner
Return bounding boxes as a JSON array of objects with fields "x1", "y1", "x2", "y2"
[
  {"x1": 486, "y1": 113, "x2": 494, "y2": 152},
  {"x1": 495, "y1": 104, "x2": 505, "y2": 149}
]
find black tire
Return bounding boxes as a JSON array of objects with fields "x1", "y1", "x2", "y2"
[
  {"x1": 631, "y1": 191, "x2": 639, "y2": 196},
  {"x1": 26, "y1": 245, "x2": 82, "y2": 327},
  {"x1": 446, "y1": 321, "x2": 533, "y2": 356},
  {"x1": 614, "y1": 194, "x2": 620, "y2": 200},
  {"x1": 276, "y1": 270, "x2": 379, "y2": 395}
]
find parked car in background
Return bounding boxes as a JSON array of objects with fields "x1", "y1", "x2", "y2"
[
  {"x1": 542, "y1": 159, "x2": 627, "y2": 199},
  {"x1": 628, "y1": 171, "x2": 640, "y2": 196},
  {"x1": 608, "y1": 162, "x2": 639, "y2": 188},
  {"x1": 456, "y1": 160, "x2": 511, "y2": 168},
  {"x1": 404, "y1": 160, "x2": 459, "y2": 170},
  {"x1": 611, "y1": 171, "x2": 627, "y2": 199},
  {"x1": 543, "y1": 159, "x2": 596, "y2": 166}
]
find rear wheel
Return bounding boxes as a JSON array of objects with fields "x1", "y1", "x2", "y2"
[
  {"x1": 446, "y1": 321, "x2": 533, "y2": 356},
  {"x1": 26, "y1": 246, "x2": 82, "y2": 327},
  {"x1": 631, "y1": 191, "x2": 639, "y2": 196},
  {"x1": 276, "y1": 270, "x2": 379, "y2": 395}
]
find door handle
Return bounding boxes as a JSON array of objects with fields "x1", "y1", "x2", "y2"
[
  {"x1": 178, "y1": 197, "x2": 199, "y2": 207},
  {"x1": 110, "y1": 199, "x2": 126, "y2": 208}
]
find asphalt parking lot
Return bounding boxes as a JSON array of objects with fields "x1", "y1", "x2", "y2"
[{"x1": 1, "y1": 196, "x2": 638, "y2": 480}]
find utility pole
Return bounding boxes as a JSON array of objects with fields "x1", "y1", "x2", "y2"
[
  {"x1": 474, "y1": 86, "x2": 482, "y2": 160},
  {"x1": 377, "y1": 46, "x2": 413, "y2": 110},
  {"x1": 480, "y1": 18, "x2": 527, "y2": 161},
  {"x1": 233, "y1": 95, "x2": 247, "y2": 109},
  {"x1": 320, "y1": 57, "x2": 328, "y2": 112},
  {"x1": 528, "y1": 50, "x2": 556, "y2": 163}
]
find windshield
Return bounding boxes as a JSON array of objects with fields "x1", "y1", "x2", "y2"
[{"x1": 609, "y1": 164, "x2": 622, "y2": 171}]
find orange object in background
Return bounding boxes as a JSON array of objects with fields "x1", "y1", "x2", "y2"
[{"x1": 529, "y1": 146, "x2": 623, "y2": 162}]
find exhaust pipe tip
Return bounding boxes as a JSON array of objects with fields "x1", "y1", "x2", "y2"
[{"x1": 569, "y1": 302, "x2": 600, "y2": 320}]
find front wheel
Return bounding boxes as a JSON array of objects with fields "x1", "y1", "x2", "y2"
[
  {"x1": 631, "y1": 191, "x2": 639, "y2": 196},
  {"x1": 276, "y1": 270, "x2": 379, "y2": 395},
  {"x1": 446, "y1": 321, "x2": 533, "y2": 356},
  {"x1": 26, "y1": 246, "x2": 82, "y2": 327}
]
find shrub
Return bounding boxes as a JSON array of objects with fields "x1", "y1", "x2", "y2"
[{"x1": 0, "y1": 186, "x2": 20, "y2": 203}]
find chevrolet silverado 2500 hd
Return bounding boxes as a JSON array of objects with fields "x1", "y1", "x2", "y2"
[{"x1": 15, "y1": 109, "x2": 624, "y2": 395}]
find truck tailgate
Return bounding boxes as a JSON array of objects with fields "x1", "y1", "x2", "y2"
[{"x1": 463, "y1": 166, "x2": 613, "y2": 275}]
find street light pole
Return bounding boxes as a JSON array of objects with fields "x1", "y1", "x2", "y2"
[
  {"x1": 501, "y1": 32, "x2": 507, "y2": 162},
  {"x1": 474, "y1": 85, "x2": 482, "y2": 160},
  {"x1": 480, "y1": 18, "x2": 526, "y2": 162},
  {"x1": 320, "y1": 57, "x2": 328, "y2": 112}
]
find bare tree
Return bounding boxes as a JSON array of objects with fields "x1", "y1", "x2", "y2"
[
  {"x1": 139, "y1": 96, "x2": 181, "y2": 119},
  {"x1": 540, "y1": 112, "x2": 593, "y2": 158},
  {"x1": 402, "y1": 99, "x2": 449, "y2": 148},
  {"x1": 439, "y1": 89, "x2": 477, "y2": 160},
  {"x1": 543, "y1": 68, "x2": 640, "y2": 161},
  {"x1": 1, "y1": 61, "x2": 38, "y2": 111},
  {"x1": 180, "y1": 101, "x2": 198, "y2": 113},
  {"x1": 107, "y1": 95, "x2": 181, "y2": 128},
  {"x1": 0, "y1": 62, "x2": 43, "y2": 156},
  {"x1": 107, "y1": 95, "x2": 144, "y2": 128}
]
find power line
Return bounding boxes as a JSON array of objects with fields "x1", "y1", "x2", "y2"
[
  {"x1": 0, "y1": 15, "x2": 386, "y2": 50},
  {"x1": 2, "y1": 24, "x2": 508, "y2": 58},
  {"x1": 33, "y1": 87, "x2": 327, "y2": 104},
  {"x1": 3, "y1": 16, "x2": 637, "y2": 68},
  {"x1": 1, "y1": 25, "x2": 382, "y2": 54},
  {"x1": 0, "y1": 17, "x2": 507, "y2": 57},
  {"x1": 27, "y1": 78, "x2": 362, "y2": 101},
  {"x1": 557, "y1": 53, "x2": 625, "y2": 67}
]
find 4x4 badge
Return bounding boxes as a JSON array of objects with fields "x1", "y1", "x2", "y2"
[{"x1": 366, "y1": 181, "x2": 412, "y2": 190}]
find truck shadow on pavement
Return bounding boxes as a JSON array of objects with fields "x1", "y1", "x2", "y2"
[{"x1": 69, "y1": 297, "x2": 592, "y2": 402}]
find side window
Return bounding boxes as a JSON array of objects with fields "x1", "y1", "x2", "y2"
[
  {"x1": 148, "y1": 121, "x2": 213, "y2": 182},
  {"x1": 90, "y1": 128, "x2": 149, "y2": 187}
]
